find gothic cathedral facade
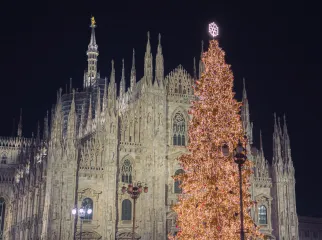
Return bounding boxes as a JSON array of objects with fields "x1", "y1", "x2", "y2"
[{"x1": 0, "y1": 19, "x2": 299, "y2": 240}]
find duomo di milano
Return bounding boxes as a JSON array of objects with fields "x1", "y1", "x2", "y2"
[{"x1": 0, "y1": 18, "x2": 299, "y2": 240}]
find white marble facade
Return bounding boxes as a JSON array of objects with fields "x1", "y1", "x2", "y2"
[{"x1": 0, "y1": 20, "x2": 299, "y2": 240}]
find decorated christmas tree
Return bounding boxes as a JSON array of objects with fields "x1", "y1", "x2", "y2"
[{"x1": 171, "y1": 23, "x2": 262, "y2": 239}]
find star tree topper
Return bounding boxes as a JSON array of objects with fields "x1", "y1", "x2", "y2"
[{"x1": 209, "y1": 22, "x2": 219, "y2": 38}]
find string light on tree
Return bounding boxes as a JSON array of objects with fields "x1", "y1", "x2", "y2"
[
  {"x1": 170, "y1": 24, "x2": 262, "y2": 239},
  {"x1": 209, "y1": 22, "x2": 219, "y2": 38}
]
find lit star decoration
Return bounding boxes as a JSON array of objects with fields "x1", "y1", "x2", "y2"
[
  {"x1": 169, "y1": 39, "x2": 263, "y2": 239},
  {"x1": 209, "y1": 22, "x2": 219, "y2": 38}
]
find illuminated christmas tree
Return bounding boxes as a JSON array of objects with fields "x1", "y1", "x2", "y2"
[{"x1": 171, "y1": 23, "x2": 262, "y2": 240}]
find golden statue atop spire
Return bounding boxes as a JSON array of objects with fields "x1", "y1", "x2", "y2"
[{"x1": 91, "y1": 16, "x2": 96, "y2": 27}]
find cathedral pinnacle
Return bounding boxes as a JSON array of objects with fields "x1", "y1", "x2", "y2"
[
  {"x1": 144, "y1": 32, "x2": 153, "y2": 85},
  {"x1": 85, "y1": 16, "x2": 99, "y2": 88},
  {"x1": 120, "y1": 59, "x2": 125, "y2": 97},
  {"x1": 199, "y1": 40, "x2": 205, "y2": 78},
  {"x1": 158, "y1": 33, "x2": 162, "y2": 53},
  {"x1": 130, "y1": 49, "x2": 136, "y2": 91},
  {"x1": 17, "y1": 108, "x2": 23, "y2": 137},
  {"x1": 193, "y1": 57, "x2": 197, "y2": 80},
  {"x1": 155, "y1": 33, "x2": 164, "y2": 87},
  {"x1": 241, "y1": 79, "x2": 253, "y2": 144}
]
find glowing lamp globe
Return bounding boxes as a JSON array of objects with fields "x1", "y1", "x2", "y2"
[
  {"x1": 87, "y1": 209, "x2": 92, "y2": 214},
  {"x1": 121, "y1": 185, "x2": 127, "y2": 194},
  {"x1": 71, "y1": 208, "x2": 77, "y2": 215},
  {"x1": 236, "y1": 142, "x2": 244, "y2": 154},
  {"x1": 79, "y1": 208, "x2": 85, "y2": 214},
  {"x1": 128, "y1": 184, "x2": 133, "y2": 192}
]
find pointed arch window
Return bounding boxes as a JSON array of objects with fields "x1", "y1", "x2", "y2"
[
  {"x1": 122, "y1": 199, "x2": 132, "y2": 220},
  {"x1": 81, "y1": 198, "x2": 93, "y2": 220},
  {"x1": 121, "y1": 159, "x2": 132, "y2": 183},
  {"x1": 0, "y1": 198, "x2": 5, "y2": 239},
  {"x1": 258, "y1": 205, "x2": 267, "y2": 224},
  {"x1": 173, "y1": 112, "x2": 186, "y2": 146},
  {"x1": 174, "y1": 169, "x2": 184, "y2": 194},
  {"x1": 0, "y1": 155, "x2": 7, "y2": 164}
]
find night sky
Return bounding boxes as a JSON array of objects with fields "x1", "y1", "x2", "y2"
[{"x1": 0, "y1": 0, "x2": 321, "y2": 217}]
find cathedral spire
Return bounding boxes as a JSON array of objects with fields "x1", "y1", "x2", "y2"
[
  {"x1": 283, "y1": 114, "x2": 294, "y2": 173},
  {"x1": 17, "y1": 108, "x2": 23, "y2": 137},
  {"x1": 103, "y1": 77, "x2": 108, "y2": 110},
  {"x1": 241, "y1": 78, "x2": 253, "y2": 144},
  {"x1": 36, "y1": 121, "x2": 41, "y2": 141},
  {"x1": 193, "y1": 57, "x2": 197, "y2": 80},
  {"x1": 108, "y1": 60, "x2": 116, "y2": 111},
  {"x1": 84, "y1": 16, "x2": 99, "y2": 88},
  {"x1": 120, "y1": 59, "x2": 125, "y2": 97},
  {"x1": 96, "y1": 86, "x2": 101, "y2": 118},
  {"x1": 155, "y1": 33, "x2": 164, "y2": 88},
  {"x1": 43, "y1": 111, "x2": 49, "y2": 140},
  {"x1": 67, "y1": 90, "x2": 76, "y2": 141},
  {"x1": 273, "y1": 113, "x2": 283, "y2": 168},
  {"x1": 198, "y1": 41, "x2": 205, "y2": 79},
  {"x1": 86, "y1": 94, "x2": 93, "y2": 132},
  {"x1": 130, "y1": 49, "x2": 136, "y2": 92},
  {"x1": 259, "y1": 130, "x2": 264, "y2": 154},
  {"x1": 78, "y1": 101, "x2": 85, "y2": 137},
  {"x1": 144, "y1": 32, "x2": 153, "y2": 86},
  {"x1": 53, "y1": 89, "x2": 63, "y2": 143}
]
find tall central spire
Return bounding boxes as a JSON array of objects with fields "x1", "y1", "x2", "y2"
[{"x1": 84, "y1": 16, "x2": 99, "y2": 88}]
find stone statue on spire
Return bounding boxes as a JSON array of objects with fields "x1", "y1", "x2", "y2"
[{"x1": 91, "y1": 16, "x2": 96, "y2": 27}]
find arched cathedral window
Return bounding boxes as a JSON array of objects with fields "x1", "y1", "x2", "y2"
[
  {"x1": 173, "y1": 112, "x2": 186, "y2": 146},
  {"x1": 0, "y1": 154, "x2": 7, "y2": 164},
  {"x1": 122, "y1": 199, "x2": 132, "y2": 220},
  {"x1": 0, "y1": 197, "x2": 5, "y2": 239},
  {"x1": 174, "y1": 169, "x2": 184, "y2": 194},
  {"x1": 81, "y1": 198, "x2": 93, "y2": 220},
  {"x1": 258, "y1": 205, "x2": 267, "y2": 225},
  {"x1": 121, "y1": 159, "x2": 132, "y2": 183}
]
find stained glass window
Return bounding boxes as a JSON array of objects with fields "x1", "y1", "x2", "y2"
[
  {"x1": 81, "y1": 198, "x2": 93, "y2": 220},
  {"x1": 173, "y1": 112, "x2": 186, "y2": 146},
  {"x1": 121, "y1": 159, "x2": 132, "y2": 183},
  {"x1": 258, "y1": 205, "x2": 267, "y2": 224}
]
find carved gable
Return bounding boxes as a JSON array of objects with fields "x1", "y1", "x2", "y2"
[{"x1": 165, "y1": 65, "x2": 193, "y2": 96}]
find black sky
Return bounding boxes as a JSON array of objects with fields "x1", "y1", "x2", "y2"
[{"x1": 0, "y1": 0, "x2": 321, "y2": 216}]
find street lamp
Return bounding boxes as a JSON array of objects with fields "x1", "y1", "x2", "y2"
[
  {"x1": 72, "y1": 207, "x2": 92, "y2": 240},
  {"x1": 121, "y1": 181, "x2": 148, "y2": 240},
  {"x1": 233, "y1": 140, "x2": 247, "y2": 240}
]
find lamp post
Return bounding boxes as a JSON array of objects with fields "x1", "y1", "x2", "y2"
[
  {"x1": 72, "y1": 207, "x2": 92, "y2": 240},
  {"x1": 233, "y1": 140, "x2": 247, "y2": 240},
  {"x1": 121, "y1": 182, "x2": 148, "y2": 240}
]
